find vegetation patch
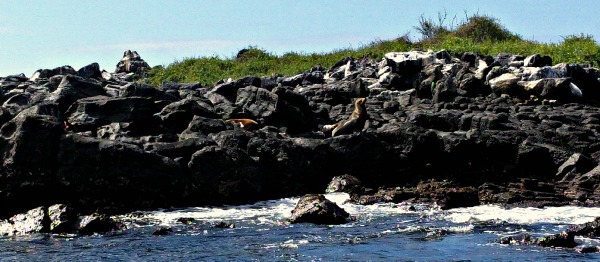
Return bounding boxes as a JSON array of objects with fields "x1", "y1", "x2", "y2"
[{"x1": 146, "y1": 13, "x2": 600, "y2": 87}]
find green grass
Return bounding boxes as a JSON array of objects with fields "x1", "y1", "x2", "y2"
[
  {"x1": 421, "y1": 34, "x2": 600, "y2": 65},
  {"x1": 146, "y1": 14, "x2": 600, "y2": 87}
]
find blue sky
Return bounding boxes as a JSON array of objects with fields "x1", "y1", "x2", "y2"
[{"x1": 0, "y1": 0, "x2": 598, "y2": 77}]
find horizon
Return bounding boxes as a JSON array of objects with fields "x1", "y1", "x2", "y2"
[{"x1": 1, "y1": 0, "x2": 599, "y2": 77}]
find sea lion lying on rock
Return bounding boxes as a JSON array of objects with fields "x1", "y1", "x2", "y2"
[
  {"x1": 225, "y1": 118, "x2": 259, "y2": 130},
  {"x1": 322, "y1": 97, "x2": 368, "y2": 137}
]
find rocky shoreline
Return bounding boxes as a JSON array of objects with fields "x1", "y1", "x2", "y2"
[{"x1": 1, "y1": 49, "x2": 600, "y2": 230}]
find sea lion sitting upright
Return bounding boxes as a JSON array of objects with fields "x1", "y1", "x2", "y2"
[{"x1": 323, "y1": 97, "x2": 368, "y2": 137}]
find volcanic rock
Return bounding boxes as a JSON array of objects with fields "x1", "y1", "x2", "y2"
[{"x1": 288, "y1": 194, "x2": 349, "y2": 225}]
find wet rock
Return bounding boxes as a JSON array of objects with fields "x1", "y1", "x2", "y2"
[
  {"x1": 0, "y1": 219, "x2": 13, "y2": 236},
  {"x1": 152, "y1": 227, "x2": 173, "y2": 235},
  {"x1": 0, "y1": 104, "x2": 64, "y2": 217},
  {"x1": 9, "y1": 206, "x2": 48, "y2": 235},
  {"x1": 571, "y1": 217, "x2": 600, "y2": 238},
  {"x1": 177, "y1": 217, "x2": 195, "y2": 224},
  {"x1": 351, "y1": 187, "x2": 415, "y2": 205},
  {"x1": 289, "y1": 194, "x2": 349, "y2": 225},
  {"x1": 77, "y1": 214, "x2": 123, "y2": 235},
  {"x1": 187, "y1": 145, "x2": 261, "y2": 204},
  {"x1": 246, "y1": 134, "x2": 331, "y2": 198},
  {"x1": 415, "y1": 180, "x2": 480, "y2": 209},
  {"x1": 537, "y1": 231, "x2": 577, "y2": 248},
  {"x1": 0, "y1": 204, "x2": 81, "y2": 235},
  {"x1": 498, "y1": 233, "x2": 536, "y2": 245},
  {"x1": 576, "y1": 246, "x2": 600, "y2": 253},
  {"x1": 47, "y1": 204, "x2": 77, "y2": 233},
  {"x1": 57, "y1": 133, "x2": 188, "y2": 214},
  {"x1": 480, "y1": 179, "x2": 569, "y2": 208},
  {"x1": 325, "y1": 174, "x2": 364, "y2": 194},
  {"x1": 3, "y1": 49, "x2": 600, "y2": 219},
  {"x1": 499, "y1": 231, "x2": 577, "y2": 248},
  {"x1": 214, "y1": 221, "x2": 235, "y2": 229}
]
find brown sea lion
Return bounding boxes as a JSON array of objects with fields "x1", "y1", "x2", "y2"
[
  {"x1": 225, "y1": 118, "x2": 259, "y2": 129},
  {"x1": 325, "y1": 97, "x2": 368, "y2": 137}
]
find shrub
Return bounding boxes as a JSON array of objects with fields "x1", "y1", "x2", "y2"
[
  {"x1": 145, "y1": 13, "x2": 599, "y2": 87},
  {"x1": 453, "y1": 15, "x2": 520, "y2": 42},
  {"x1": 414, "y1": 12, "x2": 454, "y2": 42}
]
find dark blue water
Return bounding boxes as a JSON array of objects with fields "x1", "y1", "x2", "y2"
[{"x1": 2, "y1": 193, "x2": 600, "y2": 261}]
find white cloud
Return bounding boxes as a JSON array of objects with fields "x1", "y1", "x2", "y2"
[
  {"x1": 69, "y1": 39, "x2": 246, "y2": 55},
  {"x1": 0, "y1": 26, "x2": 15, "y2": 34}
]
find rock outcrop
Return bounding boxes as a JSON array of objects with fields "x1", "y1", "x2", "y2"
[
  {"x1": 0, "y1": 205, "x2": 123, "y2": 236},
  {"x1": 499, "y1": 215, "x2": 600, "y2": 250},
  {"x1": 288, "y1": 194, "x2": 349, "y2": 225},
  {"x1": 1, "y1": 49, "x2": 600, "y2": 219},
  {"x1": 115, "y1": 50, "x2": 150, "y2": 74}
]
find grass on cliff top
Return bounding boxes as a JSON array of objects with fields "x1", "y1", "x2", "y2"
[{"x1": 146, "y1": 14, "x2": 600, "y2": 87}]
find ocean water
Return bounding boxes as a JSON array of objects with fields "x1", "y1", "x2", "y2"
[{"x1": 2, "y1": 193, "x2": 600, "y2": 261}]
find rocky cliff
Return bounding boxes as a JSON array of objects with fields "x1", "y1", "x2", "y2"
[{"x1": 1, "y1": 49, "x2": 600, "y2": 218}]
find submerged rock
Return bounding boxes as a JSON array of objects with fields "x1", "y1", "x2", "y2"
[
  {"x1": 499, "y1": 216, "x2": 600, "y2": 249},
  {"x1": 576, "y1": 246, "x2": 600, "y2": 253},
  {"x1": 288, "y1": 194, "x2": 349, "y2": 225},
  {"x1": 214, "y1": 221, "x2": 235, "y2": 229},
  {"x1": 176, "y1": 217, "x2": 196, "y2": 225},
  {"x1": 152, "y1": 227, "x2": 173, "y2": 236},
  {"x1": 498, "y1": 233, "x2": 536, "y2": 245},
  {"x1": 571, "y1": 217, "x2": 600, "y2": 238},
  {"x1": 498, "y1": 231, "x2": 577, "y2": 248},
  {"x1": 76, "y1": 214, "x2": 123, "y2": 235},
  {"x1": 537, "y1": 231, "x2": 577, "y2": 248}
]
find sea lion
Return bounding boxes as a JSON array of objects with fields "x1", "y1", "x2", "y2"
[
  {"x1": 225, "y1": 118, "x2": 259, "y2": 130},
  {"x1": 325, "y1": 97, "x2": 368, "y2": 137}
]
